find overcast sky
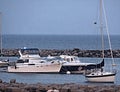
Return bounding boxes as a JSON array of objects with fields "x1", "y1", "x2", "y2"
[{"x1": 0, "y1": 0, "x2": 120, "y2": 35}]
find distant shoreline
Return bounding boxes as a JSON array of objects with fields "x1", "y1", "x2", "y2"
[{"x1": 1, "y1": 48, "x2": 120, "y2": 58}]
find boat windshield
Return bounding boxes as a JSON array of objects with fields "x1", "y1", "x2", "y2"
[
  {"x1": 61, "y1": 56, "x2": 80, "y2": 62},
  {"x1": 20, "y1": 48, "x2": 39, "y2": 55},
  {"x1": 44, "y1": 56, "x2": 63, "y2": 62}
]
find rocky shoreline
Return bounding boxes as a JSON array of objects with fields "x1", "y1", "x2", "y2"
[
  {"x1": 1, "y1": 48, "x2": 120, "y2": 58},
  {"x1": 0, "y1": 79, "x2": 119, "y2": 92}
]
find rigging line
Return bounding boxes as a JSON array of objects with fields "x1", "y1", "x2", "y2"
[
  {"x1": 0, "y1": 12, "x2": 2, "y2": 56},
  {"x1": 102, "y1": 1, "x2": 116, "y2": 66}
]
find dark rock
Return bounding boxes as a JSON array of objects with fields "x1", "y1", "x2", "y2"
[
  {"x1": 1, "y1": 48, "x2": 120, "y2": 58},
  {"x1": 59, "y1": 89, "x2": 69, "y2": 92},
  {"x1": 7, "y1": 87, "x2": 22, "y2": 92},
  {"x1": 0, "y1": 79, "x2": 2, "y2": 83},
  {"x1": 38, "y1": 88, "x2": 47, "y2": 92},
  {"x1": 10, "y1": 79, "x2": 16, "y2": 84},
  {"x1": 0, "y1": 82, "x2": 120, "y2": 92}
]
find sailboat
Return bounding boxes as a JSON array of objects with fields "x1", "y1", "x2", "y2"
[
  {"x1": 0, "y1": 12, "x2": 9, "y2": 71},
  {"x1": 85, "y1": 0, "x2": 116, "y2": 83}
]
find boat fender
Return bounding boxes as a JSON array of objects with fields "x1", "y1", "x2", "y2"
[{"x1": 66, "y1": 71, "x2": 71, "y2": 74}]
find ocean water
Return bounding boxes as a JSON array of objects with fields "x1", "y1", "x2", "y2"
[
  {"x1": 0, "y1": 35, "x2": 120, "y2": 85},
  {"x1": 2, "y1": 35, "x2": 120, "y2": 50},
  {"x1": 0, "y1": 58, "x2": 120, "y2": 85}
]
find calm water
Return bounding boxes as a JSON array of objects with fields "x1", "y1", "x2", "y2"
[
  {"x1": 2, "y1": 35, "x2": 120, "y2": 49},
  {"x1": 0, "y1": 35, "x2": 120, "y2": 85},
  {"x1": 0, "y1": 57, "x2": 120, "y2": 85}
]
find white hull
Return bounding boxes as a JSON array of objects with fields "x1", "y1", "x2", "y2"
[
  {"x1": 8, "y1": 64, "x2": 62, "y2": 73},
  {"x1": 85, "y1": 72, "x2": 116, "y2": 83},
  {"x1": 0, "y1": 61, "x2": 8, "y2": 66}
]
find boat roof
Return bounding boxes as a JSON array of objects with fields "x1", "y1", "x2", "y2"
[
  {"x1": 20, "y1": 48, "x2": 39, "y2": 54},
  {"x1": 20, "y1": 48, "x2": 39, "y2": 51},
  {"x1": 60, "y1": 55, "x2": 79, "y2": 58}
]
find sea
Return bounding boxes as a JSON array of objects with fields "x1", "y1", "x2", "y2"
[
  {"x1": 2, "y1": 35, "x2": 120, "y2": 49},
  {"x1": 0, "y1": 35, "x2": 120, "y2": 85}
]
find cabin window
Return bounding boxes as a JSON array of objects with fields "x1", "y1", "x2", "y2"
[
  {"x1": 71, "y1": 58, "x2": 73, "y2": 61},
  {"x1": 28, "y1": 64, "x2": 35, "y2": 65},
  {"x1": 67, "y1": 58, "x2": 69, "y2": 62}
]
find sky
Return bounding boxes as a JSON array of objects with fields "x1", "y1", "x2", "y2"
[{"x1": 0, "y1": 0, "x2": 120, "y2": 35}]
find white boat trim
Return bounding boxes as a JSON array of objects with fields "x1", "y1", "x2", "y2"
[{"x1": 85, "y1": 72, "x2": 116, "y2": 83}]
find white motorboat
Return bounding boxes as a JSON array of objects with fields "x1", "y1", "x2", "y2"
[
  {"x1": 59, "y1": 55, "x2": 104, "y2": 74},
  {"x1": 7, "y1": 47, "x2": 62, "y2": 73},
  {"x1": 7, "y1": 58, "x2": 62, "y2": 73},
  {"x1": 85, "y1": 0, "x2": 116, "y2": 83}
]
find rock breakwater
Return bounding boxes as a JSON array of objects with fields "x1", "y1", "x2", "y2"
[
  {"x1": 0, "y1": 79, "x2": 120, "y2": 92},
  {"x1": 1, "y1": 48, "x2": 120, "y2": 58}
]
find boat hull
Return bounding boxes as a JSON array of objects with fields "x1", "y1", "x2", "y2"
[
  {"x1": 60, "y1": 65, "x2": 85, "y2": 74},
  {"x1": 85, "y1": 72, "x2": 116, "y2": 83},
  {"x1": 7, "y1": 64, "x2": 62, "y2": 73},
  {"x1": 0, "y1": 61, "x2": 8, "y2": 66}
]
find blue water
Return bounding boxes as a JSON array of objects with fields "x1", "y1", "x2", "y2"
[
  {"x1": 0, "y1": 57, "x2": 120, "y2": 85},
  {"x1": 1, "y1": 35, "x2": 120, "y2": 85},
  {"x1": 2, "y1": 35, "x2": 120, "y2": 49}
]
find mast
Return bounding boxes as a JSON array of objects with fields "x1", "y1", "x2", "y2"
[
  {"x1": 0, "y1": 12, "x2": 2, "y2": 56},
  {"x1": 102, "y1": 0, "x2": 116, "y2": 66},
  {"x1": 100, "y1": 0, "x2": 104, "y2": 59}
]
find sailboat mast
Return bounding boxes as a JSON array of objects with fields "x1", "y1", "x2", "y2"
[
  {"x1": 100, "y1": 0, "x2": 104, "y2": 59},
  {"x1": 102, "y1": 1, "x2": 116, "y2": 66},
  {"x1": 0, "y1": 12, "x2": 2, "y2": 56}
]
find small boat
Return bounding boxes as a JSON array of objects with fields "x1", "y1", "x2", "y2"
[
  {"x1": 59, "y1": 55, "x2": 104, "y2": 74},
  {"x1": 7, "y1": 48, "x2": 62, "y2": 73},
  {"x1": 0, "y1": 60, "x2": 8, "y2": 71},
  {"x1": 85, "y1": 0, "x2": 116, "y2": 83},
  {"x1": 0, "y1": 13, "x2": 9, "y2": 71},
  {"x1": 85, "y1": 70, "x2": 116, "y2": 83},
  {"x1": 7, "y1": 58, "x2": 62, "y2": 73},
  {"x1": 0, "y1": 60, "x2": 8, "y2": 66}
]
